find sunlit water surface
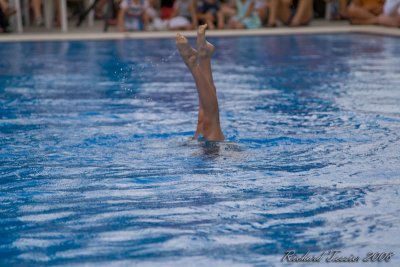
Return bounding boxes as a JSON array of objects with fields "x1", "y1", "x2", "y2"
[{"x1": 1, "y1": 34, "x2": 400, "y2": 266}]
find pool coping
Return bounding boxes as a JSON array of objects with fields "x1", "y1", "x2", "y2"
[{"x1": 0, "y1": 26, "x2": 399, "y2": 42}]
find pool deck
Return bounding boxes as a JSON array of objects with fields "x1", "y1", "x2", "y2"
[{"x1": 1, "y1": 20, "x2": 399, "y2": 42}]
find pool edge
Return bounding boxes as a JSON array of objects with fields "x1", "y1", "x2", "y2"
[{"x1": 0, "y1": 26, "x2": 399, "y2": 42}]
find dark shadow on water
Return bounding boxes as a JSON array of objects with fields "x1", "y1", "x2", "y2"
[
  {"x1": 196, "y1": 137, "x2": 243, "y2": 160},
  {"x1": 199, "y1": 140, "x2": 221, "y2": 159}
]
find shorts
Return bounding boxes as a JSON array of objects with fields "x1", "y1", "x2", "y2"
[{"x1": 198, "y1": 1, "x2": 220, "y2": 15}]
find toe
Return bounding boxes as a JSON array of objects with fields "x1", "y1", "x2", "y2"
[
  {"x1": 176, "y1": 33, "x2": 187, "y2": 44},
  {"x1": 198, "y1": 24, "x2": 207, "y2": 34}
]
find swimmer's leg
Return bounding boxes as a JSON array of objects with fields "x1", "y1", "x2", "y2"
[
  {"x1": 195, "y1": 25, "x2": 224, "y2": 141},
  {"x1": 191, "y1": 65, "x2": 224, "y2": 141},
  {"x1": 195, "y1": 24, "x2": 215, "y2": 138},
  {"x1": 176, "y1": 32, "x2": 224, "y2": 141},
  {"x1": 197, "y1": 24, "x2": 215, "y2": 87},
  {"x1": 176, "y1": 34, "x2": 203, "y2": 138}
]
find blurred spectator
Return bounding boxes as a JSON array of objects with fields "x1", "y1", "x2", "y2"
[
  {"x1": 380, "y1": 0, "x2": 400, "y2": 26},
  {"x1": 267, "y1": 0, "x2": 313, "y2": 27},
  {"x1": 347, "y1": 0, "x2": 385, "y2": 24},
  {"x1": 384, "y1": 0, "x2": 400, "y2": 15},
  {"x1": 0, "y1": 0, "x2": 15, "y2": 32},
  {"x1": 218, "y1": 0, "x2": 237, "y2": 28},
  {"x1": 95, "y1": 0, "x2": 109, "y2": 19},
  {"x1": 195, "y1": 0, "x2": 224, "y2": 29},
  {"x1": 347, "y1": 0, "x2": 399, "y2": 27},
  {"x1": 339, "y1": 0, "x2": 350, "y2": 17},
  {"x1": 0, "y1": 0, "x2": 16, "y2": 17},
  {"x1": 117, "y1": 0, "x2": 150, "y2": 31},
  {"x1": 160, "y1": 0, "x2": 175, "y2": 19},
  {"x1": 146, "y1": 0, "x2": 161, "y2": 25},
  {"x1": 0, "y1": 11, "x2": 6, "y2": 32},
  {"x1": 254, "y1": 0, "x2": 269, "y2": 24},
  {"x1": 229, "y1": 0, "x2": 261, "y2": 28},
  {"x1": 30, "y1": 0, "x2": 62, "y2": 27},
  {"x1": 0, "y1": 1, "x2": 11, "y2": 32},
  {"x1": 168, "y1": 0, "x2": 197, "y2": 29},
  {"x1": 32, "y1": 0, "x2": 43, "y2": 26},
  {"x1": 325, "y1": 0, "x2": 350, "y2": 19}
]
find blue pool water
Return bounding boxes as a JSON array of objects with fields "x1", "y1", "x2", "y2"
[{"x1": 1, "y1": 33, "x2": 400, "y2": 266}]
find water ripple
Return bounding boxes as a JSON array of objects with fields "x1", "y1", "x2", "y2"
[{"x1": 1, "y1": 34, "x2": 400, "y2": 266}]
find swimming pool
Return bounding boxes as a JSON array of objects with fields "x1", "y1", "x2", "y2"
[{"x1": 1, "y1": 33, "x2": 400, "y2": 266}]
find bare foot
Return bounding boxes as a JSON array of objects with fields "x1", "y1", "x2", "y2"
[
  {"x1": 196, "y1": 24, "x2": 215, "y2": 59},
  {"x1": 176, "y1": 33, "x2": 198, "y2": 69}
]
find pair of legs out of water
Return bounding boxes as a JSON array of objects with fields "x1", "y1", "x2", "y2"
[{"x1": 176, "y1": 25, "x2": 224, "y2": 142}]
